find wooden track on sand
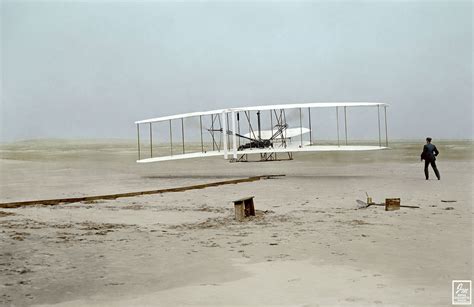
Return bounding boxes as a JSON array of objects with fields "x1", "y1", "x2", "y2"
[{"x1": 0, "y1": 175, "x2": 285, "y2": 209}]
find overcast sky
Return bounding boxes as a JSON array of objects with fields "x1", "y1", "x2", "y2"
[{"x1": 1, "y1": 0, "x2": 472, "y2": 142}]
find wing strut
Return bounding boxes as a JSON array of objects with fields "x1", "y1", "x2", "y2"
[
  {"x1": 384, "y1": 106, "x2": 389, "y2": 147},
  {"x1": 137, "y1": 124, "x2": 141, "y2": 160},
  {"x1": 299, "y1": 108, "x2": 303, "y2": 147},
  {"x1": 181, "y1": 118, "x2": 185, "y2": 154},
  {"x1": 344, "y1": 106, "x2": 348, "y2": 145},
  {"x1": 336, "y1": 107, "x2": 340, "y2": 147},
  {"x1": 149, "y1": 123, "x2": 153, "y2": 157},
  {"x1": 377, "y1": 105, "x2": 382, "y2": 147},
  {"x1": 200, "y1": 115, "x2": 204, "y2": 153},
  {"x1": 308, "y1": 107, "x2": 312, "y2": 145},
  {"x1": 169, "y1": 120, "x2": 173, "y2": 156}
]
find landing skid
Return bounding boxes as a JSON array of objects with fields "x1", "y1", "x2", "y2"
[{"x1": 231, "y1": 152, "x2": 293, "y2": 163}]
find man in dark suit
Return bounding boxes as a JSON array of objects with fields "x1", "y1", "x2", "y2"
[{"x1": 420, "y1": 137, "x2": 440, "y2": 180}]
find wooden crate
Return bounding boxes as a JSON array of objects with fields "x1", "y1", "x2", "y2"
[
  {"x1": 234, "y1": 197, "x2": 255, "y2": 221},
  {"x1": 385, "y1": 198, "x2": 401, "y2": 211}
]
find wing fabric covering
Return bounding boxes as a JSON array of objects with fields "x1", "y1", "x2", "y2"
[{"x1": 135, "y1": 102, "x2": 389, "y2": 163}]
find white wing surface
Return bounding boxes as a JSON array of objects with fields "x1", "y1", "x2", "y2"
[{"x1": 134, "y1": 102, "x2": 390, "y2": 163}]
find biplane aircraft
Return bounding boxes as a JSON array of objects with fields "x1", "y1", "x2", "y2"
[{"x1": 135, "y1": 102, "x2": 389, "y2": 163}]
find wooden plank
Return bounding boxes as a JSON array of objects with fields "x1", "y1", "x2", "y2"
[
  {"x1": 234, "y1": 203, "x2": 245, "y2": 221},
  {"x1": 244, "y1": 198, "x2": 255, "y2": 216},
  {"x1": 0, "y1": 175, "x2": 284, "y2": 209},
  {"x1": 233, "y1": 196, "x2": 254, "y2": 203}
]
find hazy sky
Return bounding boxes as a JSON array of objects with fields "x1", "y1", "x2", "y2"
[{"x1": 1, "y1": 0, "x2": 472, "y2": 142}]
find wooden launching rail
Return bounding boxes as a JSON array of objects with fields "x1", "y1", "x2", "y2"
[{"x1": 0, "y1": 175, "x2": 285, "y2": 209}]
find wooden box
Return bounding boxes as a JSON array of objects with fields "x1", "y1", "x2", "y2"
[
  {"x1": 234, "y1": 197, "x2": 255, "y2": 221},
  {"x1": 385, "y1": 198, "x2": 401, "y2": 211}
]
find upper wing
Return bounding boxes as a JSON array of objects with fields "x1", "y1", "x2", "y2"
[{"x1": 135, "y1": 102, "x2": 388, "y2": 124}]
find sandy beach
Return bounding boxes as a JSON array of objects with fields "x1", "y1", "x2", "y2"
[{"x1": 0, "y1": 139, "x2": 472, "y2": 306}]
